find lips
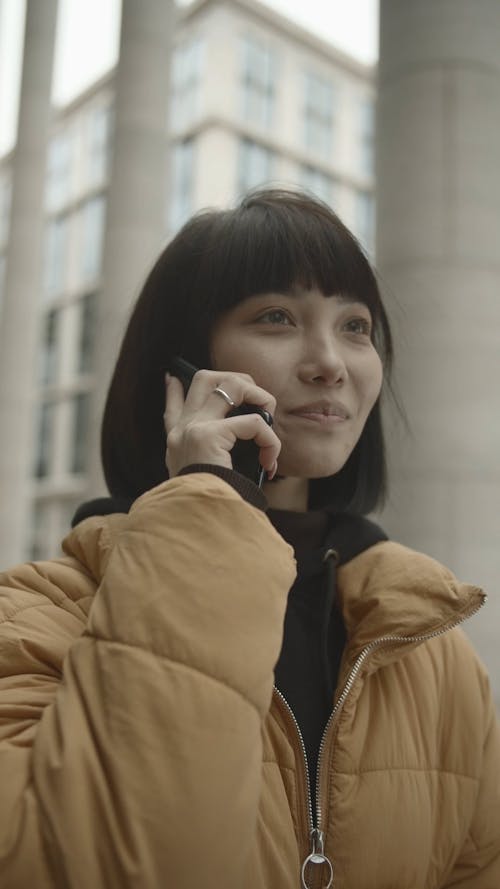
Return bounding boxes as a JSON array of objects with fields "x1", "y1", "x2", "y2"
[{"x1": 289, "y1": 400, "x2": 349, "y2": 419}]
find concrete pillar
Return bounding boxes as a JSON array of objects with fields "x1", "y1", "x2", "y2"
[
  {"x1": 86, "y1": 0, "x2": 176, "y2": 495},
  {"x1": 0, "y1": 0, "x2": 58, "y2": 566},
  {"x1": 376, "y1": 0, "x2": 500, "y2": 701}
]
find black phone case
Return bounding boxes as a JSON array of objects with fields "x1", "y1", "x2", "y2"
[{"x1": 168, "y1": 357, "x2": 273, "y2": 488}]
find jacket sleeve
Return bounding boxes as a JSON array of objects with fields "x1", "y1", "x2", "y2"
[
  {"x1": 0, "y1": 474, "x2": 296, "y2": 889},
  {"x1": 443, "y1": 668, "x2": 500, "y2": 888}
]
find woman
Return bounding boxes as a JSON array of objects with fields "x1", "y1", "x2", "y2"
[{"x1": 0, "y1": 189, "x2": 498, "y2": 888}]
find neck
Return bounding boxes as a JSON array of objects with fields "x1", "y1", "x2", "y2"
[{"x1": 262, "y1": 476, "x2": 309, "y2": 512}]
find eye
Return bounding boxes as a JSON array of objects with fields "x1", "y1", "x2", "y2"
[
  {"x1": 257, "y1": 309, "x2": 293, "y2": 326},
  {"x1": 344, "y1": 317, "x2": 372, "y2": 337}
]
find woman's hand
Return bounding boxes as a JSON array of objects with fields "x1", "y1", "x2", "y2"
[{"x1": 164, "y1": 369, "x2": 281, "y2": 480}]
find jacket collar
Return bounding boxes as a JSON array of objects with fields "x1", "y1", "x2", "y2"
[
  {"x1": 336, "y1": 540, "x2": 486, "y2": 670},
  {"x1": 63, "y1": 510, "x2": 486, "y2": 670}
]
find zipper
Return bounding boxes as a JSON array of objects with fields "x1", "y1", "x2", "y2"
[
  {"x1": 273, "y1": 687, "x2": 314, "y2": 833},
  {"x1": 273, "y1": 594, "x2": 485, "y2": 889},
  {"x1": 273, "y1": 687, "x2": 332, "y2": 889}
]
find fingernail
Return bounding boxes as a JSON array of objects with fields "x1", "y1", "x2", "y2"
[
  {"x1": 165, "y1": 372, "x2": 171, "y2": 385},
  {"x1": 268, "y1": 460, "x2": 278, "y2": 481}
]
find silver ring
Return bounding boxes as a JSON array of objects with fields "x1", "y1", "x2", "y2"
[{"x1": 213, "y1": 386, "x2": 236, "y2": 408}]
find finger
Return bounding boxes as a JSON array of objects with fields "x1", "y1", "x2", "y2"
[
  {"x1": 223, "y1": 415, "x2": 281, "y2": 470},
  {"x1": 174, "y1": 368, "x2": 276, "y2": 417},
  {"x1": 163, "y1": 373, "x2": 186, "y2": 435},
  {"x1": 182, "y1": 371, "x2": 277, "y2": 419},
  {"x1": 215, "y1": 381, "x2": 277, "y2": 418}
]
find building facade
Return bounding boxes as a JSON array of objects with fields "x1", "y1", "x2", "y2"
[
  {"x1": 0, "y1": 0, "x2": 376, "y2": 564},
  {"x1": 168, "y1": 0, "x2": 375, "y2": 245}
]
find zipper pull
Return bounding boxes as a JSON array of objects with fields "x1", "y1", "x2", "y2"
[{"x1": 301, "y1": 828, "x2": 333, "y2": 888}]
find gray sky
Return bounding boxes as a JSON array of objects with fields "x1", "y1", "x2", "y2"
[{"x1": 0, "y1": 0, "x2": 378, "y2": 156}]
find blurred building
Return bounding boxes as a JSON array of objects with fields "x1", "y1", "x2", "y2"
[{"x1": 0, "y1": 0, "x2": 375, "y2": 563}]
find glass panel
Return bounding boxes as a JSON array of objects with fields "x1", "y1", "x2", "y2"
[
  {"x1": 44, "y1": 215, "x2": 69, "y2": 296},
  {"x1": 80, "y1": 196, "x2": 106, "y2": 284},
  {"x1": 69, "y1": 392, "x2": 89, "y2": 474},
  {"x1": 237, "y1": 138, "x2": 274, "y2": 195},
  {"x1": 239, "y1": 35, "x2": 275, "y2": 128},
  {"x1": 33, "y1": 401, "x2": 55, "y2": 478},
  {"x1": 303, "y1": 71, "x2": 335, "y2": 159},
  {"x1": 300, "y1": 165, "x2": 335, "y2": 205},
  {"x1": 46, "y1": 133, "x2": 73, "y2": 210},
  {"x1": 171, "y1": 37, "x2": 204, "y2": 91},
  {"x1": 169, "y1": 138, "x2": 194, "y2": 232},
  {"x1": 77, "y1": 292, "x2": 96, "y2": 374},
  {"x1": 359, "y1": 97, "x2": 375, "y2": 176},
  {"x1": 86, "y1": 104, "x2": 112, "y2": 187},
  {"x1": 170, "y1": 38, "x2": 204, "y2": 129},
  {"x1": 354, "y1": 190, "x2": 375, "y2": 253},
  {"x1": 39, "y1": 308, "x2": 59, "y2": 385}
]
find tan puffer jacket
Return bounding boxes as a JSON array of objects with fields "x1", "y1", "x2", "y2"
[{"x1": 0, "y1": 474, "x2": 499, "y2": 889}]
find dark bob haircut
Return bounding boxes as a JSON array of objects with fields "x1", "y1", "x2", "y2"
[{"x1": 102, "y1": 187, "x2": 394, "y2": 513}]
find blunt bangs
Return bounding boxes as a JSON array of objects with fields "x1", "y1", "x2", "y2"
[{"x1": 182, "y1": 189, "x2": 389, "y2": 368}]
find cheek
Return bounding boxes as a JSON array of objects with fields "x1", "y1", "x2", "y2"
[
  {"x1": 361, "y1": 354, "x2": 383, "y2": 412},
  {"x1": 210, "y1": 336, "x2": 245, "y2": 372},
  {"x1": 212, "y1": 336, "x2": 280, "y2": 389},
  {"x1": 211, "y1": 327, "x2": 258, "y2": 372}
]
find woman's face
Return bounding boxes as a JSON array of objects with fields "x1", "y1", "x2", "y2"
[{"x1": 210, "y1": 287, "x2": 383, "y2": 480}]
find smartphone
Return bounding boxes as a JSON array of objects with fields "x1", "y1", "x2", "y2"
[{"x1": 167, "y1": 356, "x2": 273, "y2": 489}]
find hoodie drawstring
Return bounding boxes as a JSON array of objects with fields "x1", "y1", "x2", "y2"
[{"x1": 321, "y1": 547, "x2": 339, "y2": 707}]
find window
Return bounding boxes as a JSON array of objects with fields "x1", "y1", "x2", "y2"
[
  {"x1": 303, "y1": 71, "x2": 335, "y2": 159},
  {"x1": 169, "y1": 138, "x2": 194, "y2": 232},
  {"x1": 77, "y1": 292, "x2": 96, "y2": 374},
  {"x1": 46, "y1": 133, "x2": 73, "y2": 210},
  {"x1": 239, "y1": 35, "x2": 276, "y2": 128},
  {"x1": 300, "y1": 166, "x2": 336, "y2": 206},
  {"x1": 39, "y1": 309, "x2": 59, "y2": 385},
  {"x1": 237, "y1": 138, "x2": 274, "y2": 195},
  {"x1": 358, "y1": 98, "x2": 375, "y2": 177},
  {"x1": 33, "y1": 401, "x2": 55, "y2": 478},
  {"x1": 86, "y1": 104, "x2": 112, "y2": 187},
  {"x1": 170, "y1": 38, "x2": 204, "y2": 130},
  {"x1": 69, "y1": 392, "x2": 89, "y2": 474},
  {"x1": 79, "y1": 196, "x2": 106, "y2": 284},
  {"x1": 354, "y1": 190, "x2": 375, "y2": 254},
  {"x1": 44, "y1": 215, "x2": 69, "y2": 296}
]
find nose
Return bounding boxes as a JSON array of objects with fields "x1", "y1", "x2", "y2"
[{"x1": 298, "y1": 336, "x2": 348, "y2": 385}]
